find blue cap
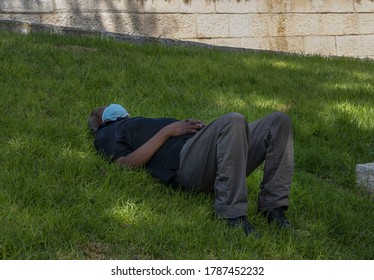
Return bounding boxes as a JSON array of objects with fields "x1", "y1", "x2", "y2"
[{"x1": 102, "y1": 104, "x2": 129, "y2": 122}]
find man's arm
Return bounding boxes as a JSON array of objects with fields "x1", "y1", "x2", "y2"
[{"x1": 114, "y1": 119, "x2": 203, "y2": 168}]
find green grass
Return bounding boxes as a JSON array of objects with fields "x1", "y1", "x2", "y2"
[{"x1": 0, "y1": 31, "x2": 373, "y2": 260}]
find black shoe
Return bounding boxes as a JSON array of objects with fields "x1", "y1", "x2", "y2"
[
  {"x1": 226, "y1": 216, "x2": 256, "y2": 236},
  {"x1": 261, "y1": 207, "x2": 291, "y2": 229}
]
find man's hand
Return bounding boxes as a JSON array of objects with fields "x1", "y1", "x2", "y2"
[{"x1": 161, "y1": 119, "x2": 205, "y2": 137}]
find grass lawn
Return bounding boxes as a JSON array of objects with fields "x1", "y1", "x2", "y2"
[{"x1": 0, "y1": 31, "x2": 373, "y2": 260}]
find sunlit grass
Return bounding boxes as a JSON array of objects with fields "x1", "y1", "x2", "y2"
[
  {"x1": 0, "y1": 31, "x2": 373, "y2": 260},
  {"x1": 332, "y1": 101, "x2": 373, "y2": 130}
]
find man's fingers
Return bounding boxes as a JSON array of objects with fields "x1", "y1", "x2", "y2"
[
  {"x1": 186, "y1": 123, "x2": 203, "y2": 130},
  {"x1": 176, "y1": 119, "x2": 203, "y2": 135},
  {"x1": 184, "y1": 119, "x2": 203, "y2": 127},
  {"x1": 185, "y1": 118, "x2": 202, "y2": 123},
  {"x1": 186, "y1": 129, "x2": 198, "y2": 134}
]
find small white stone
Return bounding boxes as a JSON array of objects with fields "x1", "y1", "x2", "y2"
[{"x1": 356, "y1": 163, "x2": 374, "y2": 193}]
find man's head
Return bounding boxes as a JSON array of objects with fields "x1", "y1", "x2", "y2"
[
  {"x1": 102, "y1": 104, "x2": 129, "y2": 122},
  {"x1": 88, "y1": 104, "x2": 129, "y2": 133}
]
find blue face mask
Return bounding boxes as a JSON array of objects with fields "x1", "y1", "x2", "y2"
[{"x1": 102, "y1": 104, "x2": 129, "y2": 122}]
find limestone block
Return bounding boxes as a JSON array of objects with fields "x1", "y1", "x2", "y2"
[
  {"x1": 304, "y1": 36, "x2": 337, "y2": 56},
  {"x1": 54, "y1": 0, "x2": 139, "y2": 13},
  {"x1": 0, "y1": 14, "x2": 12, "y2": 21},
  {"x1": 179, "y1": 0, "x2": 216, "y2": 13},
  {"x1": 174, "y1": 14, "x2": 197, "y2": 39},
  {"x1": 96, "y1": 13, "x2": 146, "y2": 35},
  {"x1": 248, "y1": 14, "x2": 271, "y2": 37},
  {"x1": 216, "y1": 0, "x2": 258, "y2": 14},
  {"x1": 182, "y1": 38, "x2": 214, "y2": 46},
  {"x1": 212, "y1": 38, "x2": 243, "y2": 48},
  {"x1": 241, "y1": 37, "x2": 261, "y2": 49},
  {"x1": 42, "y1": 14, "x2": 71, "y2": 27},
  {"x1": 341, "y1": 13, "x2": 374, "y2": 35},
  {"x1": 54, "y1": 1, "x2": 78, "y2": 12},
  {"x1": 270, "y1": 14, "x2": 320, "y2": 37},
  {"x1": 337, "y1": 34, "x2": 374, "y2": 58},
  {"x1": 320, "y1": 0, "x2": 354, "y2": 13},
  {"x1": 197, "y1": 14, "x2": 229, "y2": 38},
  {"x1": 257, "y1": 0, "x2": 292, "y2": 13},
  {"x1": 145, "y1": 14, "x2": 196, "y2": 39},
  {"x1": 0, "y1": 0, "x2": 54, "y2": 13},
  {"x1": 354, "y1": 0, "x2": 374, "y2": 13},
  {"x1": 68, "y1": 13, "x2": 109, "y2": 31},
  {"x1": 343, "y1": 14, "x2": 361, "y2": 35},
  {"x1": 144, "y1": 13, "x2": 173, "y2": 37},
  {"x1": 11, "y1": 14, "x2": 42, "y2": 24},
  {"x1": 319, "y1": 14, "x2": 345, "y2": 36},
  {"x1": 229, "y1": 14, "x2": 250, "y2": 37},
  {"x1": 259, "y1": 36, "x2": 304, "y2": 53},
  {"x1": 138, "y1": 0, "x2": 180, "y2": 13},
  {"x1": 287, "y1": 37, "x2": 306, "y2": 53},
  {"x1": 53, "y1": 1, "x2": 75, "y2": 12},
  {"x1": 354, "y1": 13, "x2": 374, "y2": 35},
  {"x1": 113, "y1": 13, "x2": 148, "y2": 35},
  {"x1": 356, "y1": 163, "x2": 374, "y2": 193},
  {"x1": 290, "y1": 0, "x2": 320, "y2": 13}
]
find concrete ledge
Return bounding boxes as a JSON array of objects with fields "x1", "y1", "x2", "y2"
[
  {"x1": 0, "y1": 20, "x2": 33, "y2": 33},
  {"x1": 356, "y1": 163, "x2": 374, "y2": 193},
  {"x1": 0, "y1": 0, "x2": 54, "y2": 13}
]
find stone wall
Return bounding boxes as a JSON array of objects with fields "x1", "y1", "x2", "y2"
[{"x1": 0, "y1": 0, "x2": 373, "y2": 58}]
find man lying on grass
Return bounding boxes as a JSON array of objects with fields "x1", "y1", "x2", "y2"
[{"x1": 88, "y1": 104, "x2": 294, "y2": 236}]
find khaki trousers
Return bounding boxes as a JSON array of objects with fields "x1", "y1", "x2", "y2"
[{"x1": 175, "y1": 112, "x2": 294, "y2": 219}]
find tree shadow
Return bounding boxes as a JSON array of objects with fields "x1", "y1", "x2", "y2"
[{"x1": 58, "y1": 0, "x2": 157, "y2": 38}]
